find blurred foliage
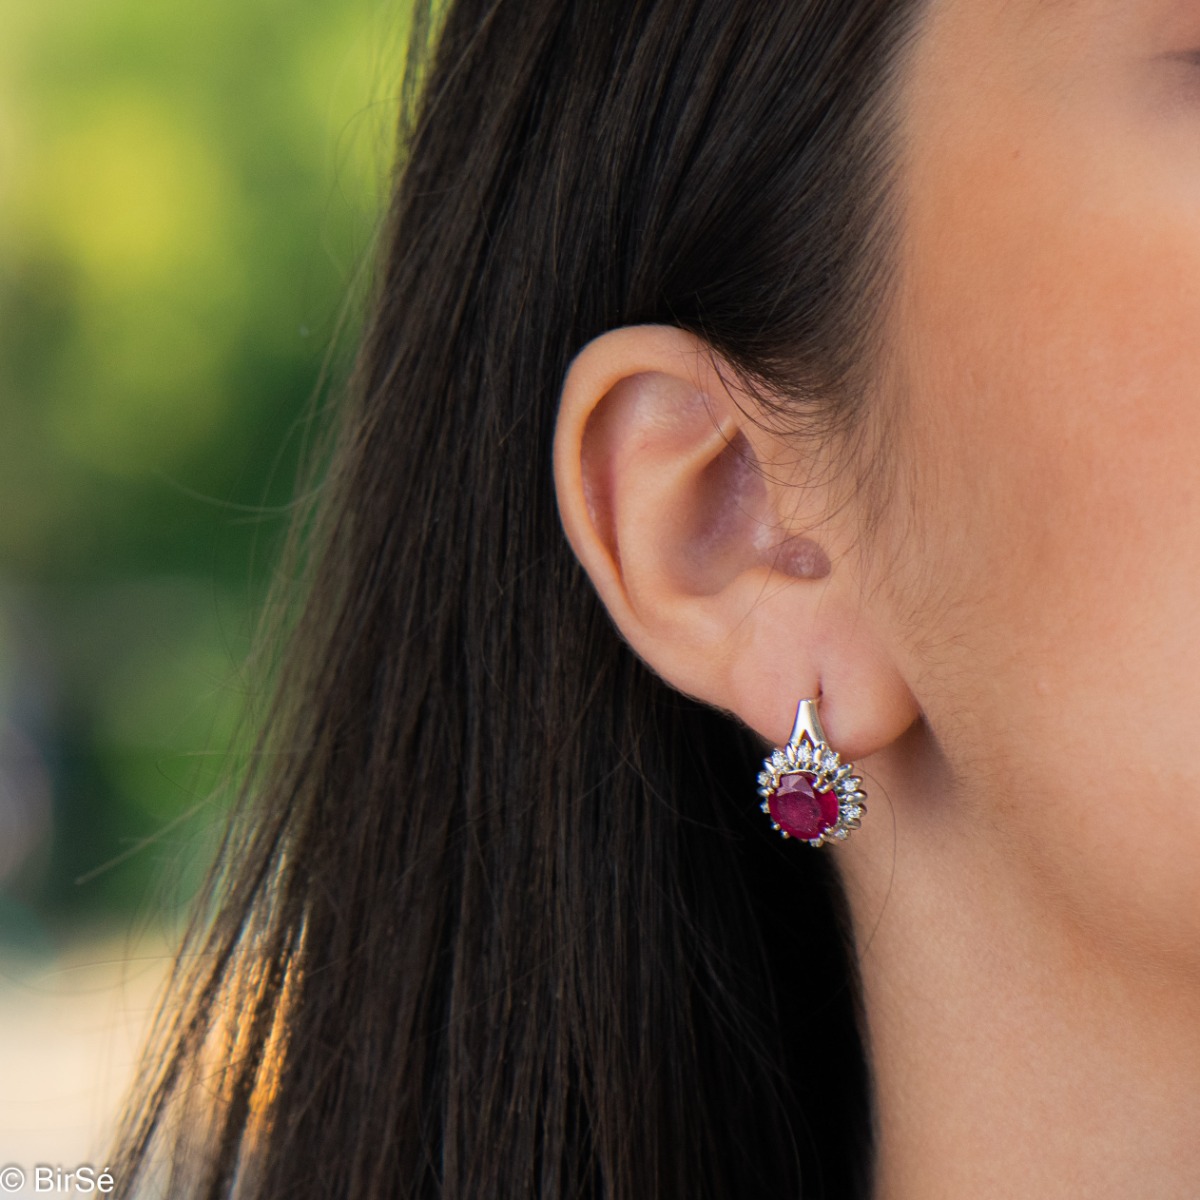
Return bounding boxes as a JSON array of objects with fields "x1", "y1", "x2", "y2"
[{"x1": 0, "y1": 0, "x2": 405, "y2": 945}]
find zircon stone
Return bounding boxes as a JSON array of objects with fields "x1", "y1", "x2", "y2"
[{"x1": 768, "y1": 772, "x2": 840, "y2": 841}]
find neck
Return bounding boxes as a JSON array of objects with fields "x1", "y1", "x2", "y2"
[{"x1": 839, "y1": 747, "x2": 1200, "y2": 1200}]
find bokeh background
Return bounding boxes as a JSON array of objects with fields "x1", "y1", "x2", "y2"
[{"x1": 0, "y1": 0, "x2": 404, "y2": 1174}]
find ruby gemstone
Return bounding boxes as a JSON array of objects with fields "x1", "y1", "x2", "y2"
[{"x1": 769, "y1": 773, "x2": 840, "y2": 840}]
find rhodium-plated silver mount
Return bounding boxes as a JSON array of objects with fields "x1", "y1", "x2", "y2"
[{"x1": 756, "y1": 697, "x2": 867, "y2": 847}]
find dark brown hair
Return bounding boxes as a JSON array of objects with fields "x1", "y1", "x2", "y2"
[{"x1": 116, "y1": 2, "x2": 923, "y2": 1196}]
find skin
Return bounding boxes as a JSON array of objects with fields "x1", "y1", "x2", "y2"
[{"x1": 554, "y1": 0, "x2": 1200, "y2": 1195}]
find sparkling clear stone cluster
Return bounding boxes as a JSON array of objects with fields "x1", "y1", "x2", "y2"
[{"x1": 756, "y1": 732, "x2": 866, "y2": 847}]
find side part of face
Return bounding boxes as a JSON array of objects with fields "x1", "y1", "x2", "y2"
[{"x1": 874, "y1": 0, "x2": 1200, "y2": 967}]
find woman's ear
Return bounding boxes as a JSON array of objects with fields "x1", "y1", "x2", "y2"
[{"x1": 553, "y1": 325, "x2": 917, "y2": 755}]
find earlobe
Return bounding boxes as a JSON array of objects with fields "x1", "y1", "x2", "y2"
[{"x1": 553, "y1": 324, "x2": 918, "y2": 759}]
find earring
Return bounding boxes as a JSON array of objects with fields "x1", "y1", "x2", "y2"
[{"x1": 757, "y1": 698, "x2": 866, "y2": 846}]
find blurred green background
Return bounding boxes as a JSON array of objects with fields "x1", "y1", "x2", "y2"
[{"x1": 0, "y1": 0, "x2": 404, "y2": 951}]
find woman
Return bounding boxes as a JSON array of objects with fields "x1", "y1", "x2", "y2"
[{"x1": 116, "y1": 0, "x2": 1200, "y2": 1196}]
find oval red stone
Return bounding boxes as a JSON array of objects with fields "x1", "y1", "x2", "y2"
[{"x1": 769, "y1": 772, "x2": 839, "y2": 840}]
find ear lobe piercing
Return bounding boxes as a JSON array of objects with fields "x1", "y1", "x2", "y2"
[{"x1": 757, "y1": 698, "x2": 866, "y2": 846}]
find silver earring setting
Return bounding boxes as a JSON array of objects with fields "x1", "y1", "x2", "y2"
[{"x1": 757, "y1": 698, "x2": 866, "y2": 846}]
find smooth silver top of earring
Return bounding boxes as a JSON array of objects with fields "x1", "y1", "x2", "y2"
[{"x1": 788, "y1": 697, "x2": 827, "y2": 749}]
